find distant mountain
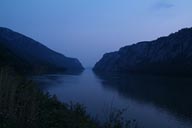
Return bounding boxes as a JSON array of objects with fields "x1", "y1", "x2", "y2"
[
  {"x1": 94, "y1": 27, "x2": 192, "y2": 75},
  {"x1": 0, "y1": 27, "x2": 84, "y2": 74}
]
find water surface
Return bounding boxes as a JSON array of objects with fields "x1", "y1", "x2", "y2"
[{"x1": 34, "y1": 69, "x2": 192, "y2": 128}]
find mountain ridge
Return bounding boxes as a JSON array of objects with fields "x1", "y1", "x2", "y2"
[
  {"x1": 93, "y1": 27, "x2": 192, "y2": 75},
  {"x1": 0, "y1": 27, "x2": 84, "y2": 74}
]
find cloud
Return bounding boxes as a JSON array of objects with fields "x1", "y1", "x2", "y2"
[{"x1": 152, "y1": 1, "x2": 174, "y2": 10}]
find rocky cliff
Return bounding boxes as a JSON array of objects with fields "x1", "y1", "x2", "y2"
[
  {"x1": 94, "y1": 28, "x2": 192, "y2": 75},
  {"x1": 0, "y1": 27, "x2": 84, "y2": 74}
]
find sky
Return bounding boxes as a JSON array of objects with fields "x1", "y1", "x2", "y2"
[{"x1": 0, "y1": 0, "x2": 192, "y2": 67}]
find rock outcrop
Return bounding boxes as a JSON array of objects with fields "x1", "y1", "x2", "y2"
[
  {"x1": 94, "y1": 28, "x2": 192, "y2": 75},
  {"x1": 0, "y1": 27, "x2": 84, "y2": 74}
]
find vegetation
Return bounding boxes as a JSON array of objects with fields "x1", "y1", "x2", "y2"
[
  {"x1": 0, "y1": 68, "x2": 136, "y2": 128},
  {"x1": 104, "y1": 108, "x2": 137, "y2": 128},
  {"x1": 0, "y1": 43, "x2": 32, "y2": 74},
  {"x1": 0, "y1": 68, "x2": 97, "y2": 128}
]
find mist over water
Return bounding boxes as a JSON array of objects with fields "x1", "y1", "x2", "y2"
[{"x1": 34, "y1": 69, "x2": 192, "y2": 128}]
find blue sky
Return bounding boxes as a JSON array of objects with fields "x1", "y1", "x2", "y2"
[{"x1": 0, "y1": 0, "x2": 192, "y2": 67}]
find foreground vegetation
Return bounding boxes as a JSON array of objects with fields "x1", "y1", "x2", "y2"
[{"x1": 0, "y1": 68, "x2": 136, "y2": 128}]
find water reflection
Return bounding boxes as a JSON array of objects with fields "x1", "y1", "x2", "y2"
[
  {"x1": 34, "y1": 70, "x2": 192, "y2": 128},
  {"x1": 33, "y1": 70, "x2": 83, "y2": 88},
  {"x1": 95, "y1": 72, "x2": 192, "y2": 121}
]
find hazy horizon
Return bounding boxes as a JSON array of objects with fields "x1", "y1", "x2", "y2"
[{"x1": 1, "y1": 0, "x2": 192, "y2": 67}]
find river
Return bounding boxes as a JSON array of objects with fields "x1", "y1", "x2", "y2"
[{"x1": 34, "y1": 69, "x2": 192, "y2": 128}]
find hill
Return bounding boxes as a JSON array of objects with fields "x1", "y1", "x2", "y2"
[
  {"x1": 0, "y1": 27, "x2": 84, "y2": 74},
  {"x1": 94, "y1": 27, "x2": 192, "y2": 75}
]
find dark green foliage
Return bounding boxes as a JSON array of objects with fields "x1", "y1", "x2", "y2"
[
  {"x1": 104, "y1": 108, "x2": 137, "y2": 128},
  {"x1": 0, "y1": 68, "x2": 135, "y2": 128},
  {"x1": 0, "y1": 68, "x2": 97, "y2": 128}
]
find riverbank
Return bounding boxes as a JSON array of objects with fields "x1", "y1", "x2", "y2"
[
  {"x1": 0, "y1": 68, "x2": 98, "y2": 128},
  {"x1": 0, "y1": 68, "x2": 136, "y2": 128}
]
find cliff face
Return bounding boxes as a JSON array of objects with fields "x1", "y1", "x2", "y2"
[
  {"x1": 0, "y1": 27, "x2": 84, "y2": 74},
  {"x1": 94, "y1": 28, "x2": 192, "y2": 75}
]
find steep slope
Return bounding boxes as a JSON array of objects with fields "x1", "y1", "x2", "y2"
[
  {"x1": 0, "y1": 27, "x2": 84, "y2": 74},
  {"x1": 94, "y1": 28, "x2": 192, "y2": 75},
  {"x1": 0, "y1": 42, "x2": 32, "y2": 72}
]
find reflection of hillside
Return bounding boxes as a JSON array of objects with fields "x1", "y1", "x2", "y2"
[
  {"x1": 94, "y1": 72, "x2": 192, "y2": 121},
  {"x1": 63, "y1": 70, "x2": 84, "y2": 76},
  {"x1": 33, "y1": 70, "x2": 83, "y2": 89}
]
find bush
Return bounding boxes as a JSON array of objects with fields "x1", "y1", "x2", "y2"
[
  {"x1": 0, "y1": 67, "x2": 136, "y2": 128},
  {"x1": 0, "y1": 68, "x2": 97, "y2": 128}
]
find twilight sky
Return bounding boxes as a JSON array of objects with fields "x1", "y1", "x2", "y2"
[{"x1": 0, "y1": 0, "x2": 192, "y2": 67}]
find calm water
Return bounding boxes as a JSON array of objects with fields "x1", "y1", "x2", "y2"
[{"x1": 34, "y1": 69, "x2": 192, "y2": 128}]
